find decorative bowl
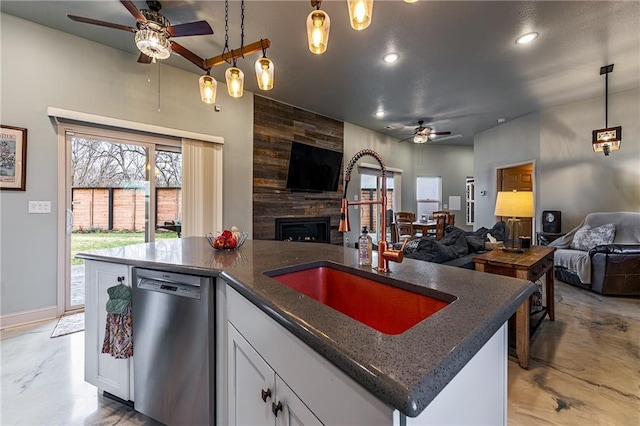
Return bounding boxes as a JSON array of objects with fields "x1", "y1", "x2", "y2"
[{"x1": 205, "y1": 231, "x2": 248, "y2": 250}]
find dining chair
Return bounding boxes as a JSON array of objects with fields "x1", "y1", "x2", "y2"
[
  {"x1": 395, "y1": 222, "x2": 415, "y2": 243},
  {"x1": 395, "y1": 211, "x2": 415, "y2": 222},
  {"x1": 434, "y1": 214, "x2": 447, "y2": 240}
]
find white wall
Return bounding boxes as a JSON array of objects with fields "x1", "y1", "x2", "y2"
[
  {"x1": 413, "y1": 144, "x2": 474, "y2": 230},
  {"x1": 539, "y1": 88, "x2": 640, "y2": 230},
  {"x1": 473, "y1": 113, "x2": 541, "y2": 230},
  {"x1": 474, "y1": 88, "x2": 640, "y2": 234},
  {"x1": 0, "y1": 14, "x2": 253, "y2": 315},
  {"x1": 342, "y1": 123, "x2": 474, "y2": 245}
]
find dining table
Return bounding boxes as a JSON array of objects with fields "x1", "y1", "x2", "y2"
[{"x1": 391, "y1": 220, "x2": 437, "y2": 243}]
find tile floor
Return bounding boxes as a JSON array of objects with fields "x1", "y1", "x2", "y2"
[{"x1": 1, "y1": 280, "x2": 639, "y2": 425}]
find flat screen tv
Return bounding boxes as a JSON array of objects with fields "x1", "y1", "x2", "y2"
[{"x1": 285, "y1": 142, "x2": 343, "y2": 192}]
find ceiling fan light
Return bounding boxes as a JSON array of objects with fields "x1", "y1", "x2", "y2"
[
  {"x1": 255, "y1": 57, "x2": 274, "y2": 91},
  {"x1": 413, "y1": 134, "x2": 428, "y2": 144},
  {"x1": 199, "y1": 74, "x2": 217, "y2": 104},
  {"x1": 135, "y1": 28, "x2": 171, "y2": 60},
  {"x1": 347, "y1": 0, "x2": 373, "y2": 31},
  {"x1": 225, "y1": 66, "x2": 244, "y2": 98},
  {"x1": 307, "y1": 9, "x2": 330, "y2": 54}
]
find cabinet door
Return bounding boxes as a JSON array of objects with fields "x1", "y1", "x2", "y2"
[
  {"x1": 84, "y1": 261, "x2": 132, "y2": 400},
  {"x1": 228, "y1": 323, "x2": 275, "y2": 426},
  {"x1": 275, "y1": 377, "x2": 322, "y2": 426}
]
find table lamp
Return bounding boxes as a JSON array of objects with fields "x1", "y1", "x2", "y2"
[{"x1": 494, "y1": 190, "x2": 534, "y2": 253}]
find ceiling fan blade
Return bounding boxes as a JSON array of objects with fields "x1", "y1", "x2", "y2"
[
  {"x1": 431, "y1": 131, "x2": 452, "y2": 136},
  {"x1": 167, "y1": 21, "x2": 214, "y2": 37},
  {"x1": 398, "y1": 135, "x2": 415, "y2": 143},
  {"x1": 120, "y1": 0, "x2": 147, "y2": 22},
  {"x1": 170, "y1": 42, "x2": 206, "y2": 71},
  {"x1": 67, "y1": 15, "x2": 136, "y2": 33},
  {"x1": 137, "y1": 52, "x2": 153, "y2": 64}
]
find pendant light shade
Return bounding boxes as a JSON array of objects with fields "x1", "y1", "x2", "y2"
[
  {"x1": 307, "y1": 9, "x2": 330, "y2": 54},
  {"x1": 199, "y1": 74, "x2": 217, "y2": 104},
  {"x1": 255, "y1": 57, "x2": 274, "y2": 91},
  {"x1": 226, "y1": 66, "x2": 244, "y2": 98},
  {"x1": 347, "y1": 0, "x2": 373, "y2": 30}
]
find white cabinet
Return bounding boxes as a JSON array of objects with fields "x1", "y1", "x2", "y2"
[
  {"x1": 84, "y1": 260, "x2": 133, "y2": 401},
  {"x1": 228, "y1": 323, "x2": 321, "y2": 426}
]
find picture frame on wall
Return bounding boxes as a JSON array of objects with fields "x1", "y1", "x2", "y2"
[{"x1": 1, "y1": 125, "x2": 27, "y2": 191}]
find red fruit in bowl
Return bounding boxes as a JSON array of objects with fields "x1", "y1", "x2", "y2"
[
  {"x1": 224, "y1": 236, "x2": 237, "y2": 249},
  {"x1": 221, "y1": 230, "x2": 233, "y2": 239},
  {"x1": 214, "y1": 236, "x2": 226, "y2": 249}
]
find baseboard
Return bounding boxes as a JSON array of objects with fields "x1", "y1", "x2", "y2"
[{"x1": 0, "y1": 305, "x2": 57, "y2": 330}]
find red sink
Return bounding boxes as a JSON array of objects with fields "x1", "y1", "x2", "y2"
[{"x1": 266, "y1": 264, "x2": 452, "y2": 335}]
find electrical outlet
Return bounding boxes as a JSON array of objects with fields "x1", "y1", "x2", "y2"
[{"x1": 28, "y1": 201, "x2": 51, "y2": 214}]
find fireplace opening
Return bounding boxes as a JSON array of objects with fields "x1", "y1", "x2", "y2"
[{"x1": 275, "y1": 217, "x2": 330, "y2": 243}]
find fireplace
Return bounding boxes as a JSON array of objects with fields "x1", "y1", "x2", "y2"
[{"x1": 275, "y1": 217, "x2": 331, "y2": 243}]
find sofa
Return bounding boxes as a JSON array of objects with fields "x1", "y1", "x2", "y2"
[
  {"x1": 401, "y1": 222, "x2": 509, "y2": 270},
  {"x1": 550, "y1": 212, "x2": 640, "y2": 295}
]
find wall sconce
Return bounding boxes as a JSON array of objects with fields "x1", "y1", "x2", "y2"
[
  {"x1": 592, "y1": 64, "x2": 621, "y2": 156},
  {"x1": 307, "y1": 1, "x2": 330, "y2": 54},
  {"x1": 199, "y1": 72, "x2": 217, "y2": 104},
  {"x1": 347, "y1": 0, "x2": 374, "y2": 30}
]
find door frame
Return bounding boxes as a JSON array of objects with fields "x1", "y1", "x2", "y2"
[
  {"x1": 494, "y1": 160, "x2": 537, "y2": 238},
  {"x1": 55, "y1": 122, "x2": 178, "y2": 316}
]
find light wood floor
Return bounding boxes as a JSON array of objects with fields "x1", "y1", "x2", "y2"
[
  {"x1": 508, "y1": 280, "x2": 640, "y2": 425},
  {"x1": 1, "y1": 280, "x2": 638, "y2": 425}
]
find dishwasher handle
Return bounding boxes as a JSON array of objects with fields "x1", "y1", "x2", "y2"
[{"x1": 137, "y1": 278, "x2": 201, "y2": 300}]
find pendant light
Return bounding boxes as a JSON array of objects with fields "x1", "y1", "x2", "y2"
[
  {"x1": 199, "y1": 71, "x2": 217, "y2": 104},
  {"x1": 254, "y1": 40, "x2": 274, "y2": 91},
  {"x1": 307, "y1": 1, "x2": 330, "y2": 54},
  {"x1": 592, "y1": 64, "x2": 622, "y2": 156},
  {"x1": 226, "y1": 62, "x2": 245, "y2": 98},
  {"x1": 347, "y1": 0, "x2": 373, "y2": 30}
]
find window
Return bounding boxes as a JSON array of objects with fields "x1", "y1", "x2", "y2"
[{"x1": 416, "y1": 176, "x2": 441, "y2": 220}]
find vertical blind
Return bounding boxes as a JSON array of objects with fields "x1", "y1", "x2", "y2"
[{"x1": 181, "y1": 138, "x2": 223, "y2": 237}]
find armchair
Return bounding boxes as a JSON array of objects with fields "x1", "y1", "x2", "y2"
[{"x1": 550, "y1": 212, "x2": 640, "y2": 295}]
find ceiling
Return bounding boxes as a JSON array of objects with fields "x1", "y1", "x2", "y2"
[{"x1": 2, "y1": 1, "x2": 639, "y2": 146}]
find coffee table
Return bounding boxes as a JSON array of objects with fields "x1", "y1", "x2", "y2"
[{"x1": 473, "y1": 245, "x2": 556, "y2": 369}]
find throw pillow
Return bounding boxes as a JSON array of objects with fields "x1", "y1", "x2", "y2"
[{"x1": 570, "y1": 223, "x2": 616, "y2": 251}]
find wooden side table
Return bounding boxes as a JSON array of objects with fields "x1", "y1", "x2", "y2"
[{"x1": 472, "y1": 246, "x2": 556, "y2": 369}]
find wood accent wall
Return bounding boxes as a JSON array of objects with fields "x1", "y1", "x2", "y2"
[{"x1": 253, "y1": 95, "x2": 344, "y2": 244}]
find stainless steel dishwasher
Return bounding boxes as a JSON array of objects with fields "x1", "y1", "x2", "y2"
[{"x1": 132, "y1": 268, "x2": 214, "y2": 426}]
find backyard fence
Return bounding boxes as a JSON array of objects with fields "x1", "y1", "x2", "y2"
[{"x1": 72, "y1": 187, "x2": 181, "y2": 232}]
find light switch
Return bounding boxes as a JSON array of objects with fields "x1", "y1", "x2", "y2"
[{"x1": 28, "y1": 201, "x2": 51, "y2": 214}]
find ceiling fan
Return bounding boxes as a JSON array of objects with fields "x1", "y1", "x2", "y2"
[
  {"x1": 398, "y1": 120, "x2": 452, "y2": 144},
  {"x1": 68, "y1": 0, "x2": 212, "y2": 71}
]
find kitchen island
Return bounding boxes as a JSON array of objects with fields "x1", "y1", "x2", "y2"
[{"x1": 79, "y1": 237, "x2": 536, "y2": 425}]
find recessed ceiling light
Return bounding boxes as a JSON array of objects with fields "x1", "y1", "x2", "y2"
[
  {"x1": 497, "y1": 117, "x2": 507, "y2": 123},
  {"x1": 515, "y1": 32, "x2": 538, "y2": 45},
  {"x1": 404, "y1": 0, "x2": 419, "y2": 3},
  {"x1": 383, "y1": 52, "x2": 399, "y2": 63},
  {"x1": 385, "y1": 125, "x2": 395, "y2": 130},
  {"x1": 376, "y1": 110, "x2": 385, "y2": 117}
]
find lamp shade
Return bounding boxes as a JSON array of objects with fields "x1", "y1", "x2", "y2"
[
  {"x1": 255, "y1": 57, "x2": 274, "y2": 91},
  {"x1": 592, "y1": 126, "x2": 621, "y2": 156},
  {"x1": 225, "y1": 66, "x2": 244, "y2": 98},
  {"x1": 347, "y1": 0, "x2": 373, "y2": 31},
  {"x1": 494, "y1": 191, "x2": 534, "y2": 218},
  {"x1": 199, "y1": 74, "x2": 217, "y2": 104},
  {"x1": 307, "y1": 9, "x2": 330, "y2": 54}
]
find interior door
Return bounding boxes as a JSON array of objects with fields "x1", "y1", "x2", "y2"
[{"x1": 497, "y1": 163, "x2": 533, "y2": 238}]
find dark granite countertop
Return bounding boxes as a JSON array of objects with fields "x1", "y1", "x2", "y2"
[{"x1": 78, "y1": 237, "x2": 536, "y2": 417}]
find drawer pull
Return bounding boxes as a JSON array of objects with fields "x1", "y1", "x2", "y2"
[
  {"x1": 261, "y1": 388, "x2": 271, "y2": 403},
  {"x1": 272, "y1": 401, "x2": 283, "y2": 417}
]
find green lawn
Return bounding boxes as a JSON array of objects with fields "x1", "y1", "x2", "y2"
[{"x1": 71, "y1": 231, "x2": 178, "y2": 265}]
